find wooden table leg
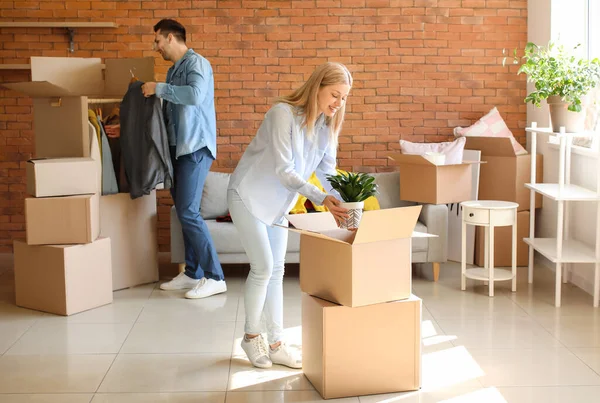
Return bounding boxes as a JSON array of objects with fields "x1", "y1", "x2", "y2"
[{"x1": 433, "y1": 262, "x2": 440, "y2": 282}]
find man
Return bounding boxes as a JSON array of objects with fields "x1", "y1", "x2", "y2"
[{"x1": 143, "y1": 19, "x2": 226, "y2": 299}]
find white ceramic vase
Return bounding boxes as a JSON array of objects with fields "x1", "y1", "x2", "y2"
[
  {"x1": 339, "y1": 201, "x2": 364, "y2": 229},
  {"x1": 547, "y1": 95, "x2": 586, "y2": 133}
]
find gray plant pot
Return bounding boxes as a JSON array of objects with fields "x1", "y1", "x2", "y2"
[{"x1": 547, "y1": 95, "x2": 586, "y2": 133}]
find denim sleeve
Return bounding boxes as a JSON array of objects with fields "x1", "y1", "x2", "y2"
[
  {"x1": 314, "y1": 138, "x2": 342, "y2": 203},
  {"x1": 155, "y1": 60, "x2": 208, "y2": 106},
  {"x1": 267, "y1": 105, "x2": 328, "y2": 205}
]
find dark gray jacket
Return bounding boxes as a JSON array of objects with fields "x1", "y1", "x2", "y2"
[{"x1": 120, "y1": 81, "x2": 173, "y2": 199}]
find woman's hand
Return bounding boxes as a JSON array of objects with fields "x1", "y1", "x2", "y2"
[
  {"x1": 323, "y1": 195, "x2": 349, "y2": 227},
  {"x1": 105, "y1": 124, "x2": 121, "y2": 138}
]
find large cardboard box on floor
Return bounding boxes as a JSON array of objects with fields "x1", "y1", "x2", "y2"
[
  {"x1": 100, "y1": 191, "x2": 159, "y2": 291},
  {"x1": 475, "y1": 210, "x2": 530, "y2": 267},
  {"x1": 25, "y1": 193, "x2": 100, "y2": 245},
  {"x1": 303, "y1": 293, "x2": 422, "y2": 399},
  {"x1": 26, "y1": 157, "x2": 99, "y2": 197},
  {"x1": 388, "y1": 154, "x2": 479, "y2": 204},
  {"x1": 1, "y1": 56, "x2": 154, "y2": 158},
  {"x1": 13, "y1": 238, "x2": 112, "y2": 316},
  {"x1": 286, "y1": 206, "x2": 433, "y2": 307},
  {"x1": 465, "y1": 137, "x2": 543, "y2": 211}
]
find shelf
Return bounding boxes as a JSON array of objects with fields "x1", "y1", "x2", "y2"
[
  {"x1": 525, "y1": 183, "x2": 600, "y2": 201},
  {"x1": 524, "y1": 238, "x2": 598, "y2": 263},
  {"x1": 0, "y1": 64, "x2": 30, "y2": 70},
  {"x1": 464, "y1": 268, "x2": 514, "y2": 281},
  {"x1": 0, "y1": 22, "x2": 118, "y2": 28},
  {"x1": 526, "y1": 127, "x2": 596, "y2": 138}
]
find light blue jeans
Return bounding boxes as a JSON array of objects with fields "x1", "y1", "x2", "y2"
[{"x1": 227, "y1": 189, "x2": 288, "y2": 344}]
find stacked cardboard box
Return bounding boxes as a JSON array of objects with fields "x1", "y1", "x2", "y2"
[
  {"x1": 4, "y1": 56, "x2": 161, "y2": 314},
  {"x1": 464, "y1": 137, "x2": 544, "y2": 267},
  {"x1": 285, "y1": 207, "x2": 427, "y2": 399}
]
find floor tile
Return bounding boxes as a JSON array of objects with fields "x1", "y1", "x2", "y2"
[
  {"x1": 534, "y1": 315, "x2": 600, "y2": 347},
  {"x1": 37, "y1": 302, "x2": 144, "y2": 325},
  {"x1": 120, "y1": 321, "x2": 235, "y2": 354},
  {"x1": 358, "y1": 385, "x2": 500, "y2": 403},
  {"x1": 0, "y1": 321, "x2": 34, "y2": 354},
  {"x1": 422, "y1": 293, "x2": 528, "y2": 319},
  {"x1": 0, "y1": 394, "x2": 93, "y2": 403},
  {"x1": 226, "y1": 390, "x2": 358, "y2": 402},
  {"x1": 571, "y1": 348, "x2": 600, "y2": 374},
  {"x1": 0, "y1": 355, "x2": 115, "y2": 393},
  {"x1": 5, "y1": 323, "x2": 132, "y2": 355},
  {"x1": 137, "y1": 295, "x2": 238, "y2": 323},
  {"x1": 228, "y1": 357, "x2": 313, "y2": 391},
  {"x1": 495, "y1": 386, "x2": 600, "y2": 403},
  {"x1": 98, "y1": 354, "x2": 231, "y2": 392},
  {"x1": 91, "y1": 392, "x2": 225, "y2": 402},
  {"x1": 467, "y1": 348, "x2": 600, "y2": 387}
]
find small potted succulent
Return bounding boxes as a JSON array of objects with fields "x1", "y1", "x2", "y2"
[
  {"x1": 326, "y1": 171, "x2": 378, "y2": 229},
  {"x1": 516, "y1": 41, "x2": 600, "y2": 132}
]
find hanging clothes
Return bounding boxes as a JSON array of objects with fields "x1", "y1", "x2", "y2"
[
  {"x1": 88, "y1": 109, "x2": 102, "y2": 158},
  {"x1": 88, "y1": 117, "x2": 118, "y2": 196},
  {"x1": 119, "y1": 80, "x2": 173, "y2": 199}
]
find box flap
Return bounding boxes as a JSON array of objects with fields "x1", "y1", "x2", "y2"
[
  {"x1": 388, "y1": 153, "x2": 436, "y2": 166},
  {"x1": 104, "y1": 57, "x2": 155, "y2": 97},
  {"x1": 31, "y1": 57, "x2": 104, "y2": 96},
  {"x1": 286, "y1": 212, "x2": 338, "y2": 232},
  {"x1": 464, "y1": 137, "x2": 516, "y2": 157},
  {"x1": 354, "y1": 205, "x2": 422, "y2": 244}
]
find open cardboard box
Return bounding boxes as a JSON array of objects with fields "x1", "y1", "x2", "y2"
[
  {"x1": 284, "y1": 206, "x2": 436, "y2": 307},
  {"x1": 2, "y1": 56, "x2": 154, "y2": 159},
  {"x1": 388, "y1": 154, "x2": 482, "y2": 205},
  {"x1": 465, "y1": 137, "x2": 543, "y2": 211},
  {"x1": 303, "y1": 293, "x2": 422, "y2": 399}
]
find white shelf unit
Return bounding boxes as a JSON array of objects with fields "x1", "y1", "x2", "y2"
[{"x1": 526, "y1": 123, "x2": 600, "y2": 307}]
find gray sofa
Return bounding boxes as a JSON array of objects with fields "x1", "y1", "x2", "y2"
[{"x1": 170, "y1": 171, "x2": 448, "y2": 279}]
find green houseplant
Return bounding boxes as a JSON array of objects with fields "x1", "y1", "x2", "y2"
[
  {"x1": 326, "y1": 171, "x2": 378, "y2": 229},
  {"x1": 517, "y1": 41, "x2": 600, "y2": 132}
]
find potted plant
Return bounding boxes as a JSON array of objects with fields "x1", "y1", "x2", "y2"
[
  {"x1": 516, "y1": 41, "x2": 600, "y2": 132},
  {"x1": 326, "y1": 171, "x2": 378, "y2": 229}
]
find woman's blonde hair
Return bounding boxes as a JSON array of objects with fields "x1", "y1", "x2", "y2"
[{"x1": 277, "y1": 62, "x2": 352, "y2": 142}]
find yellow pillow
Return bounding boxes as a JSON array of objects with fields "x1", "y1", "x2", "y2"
[{"x1": 289, "y1": 170, "x2": 380, "y2": 214}]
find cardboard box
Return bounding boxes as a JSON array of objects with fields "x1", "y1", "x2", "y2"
[
  {"x1": 2, "y1": 56, "x2": 154, "y2": 159},
  {"x1": 388, "y1": 154, "x2": 478, "y2": 204},
  {"x1": 475, "y1": 210, "x2": 530, "y2": 267},
  {"x1": 100, "y1": 191, "x2": 159, "y2": 291},
  {"x1": 465, "y1": 137, "x2": 543, "y2": 211},
  {"x1": 303, "y1": 293, "x2": 421, "y2": 399},
  {"x1": 286, "y1": 206, "x2": 429, "y2": 307},
  {"x1": 25, "y1": 193, "x2": 99, "y2": 245},
  {"x1": 26, "y1": 157, "x2": 99, "y2": 197},
  {"x1": 13, "y1": 238, "x2": 112, "y2": 316}
]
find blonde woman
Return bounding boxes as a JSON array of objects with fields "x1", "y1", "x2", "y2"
[{"x1": 227, "y1": 62, "x2": 352, "y2": 369}]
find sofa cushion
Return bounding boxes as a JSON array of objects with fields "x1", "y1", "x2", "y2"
[
  {"x1": 372, "y1": 172, "x2": 416, "y2": 209},
  {"x1": 201, "y1": 171, "x2": 230, "y2": 220},
  {"x1": 413, "y1": 221, "x2": 428, "y2": 253}
]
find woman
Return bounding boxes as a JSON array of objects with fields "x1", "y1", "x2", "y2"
[{"x1": 227, "y1": 62, "x2": 352, "y2": 369}]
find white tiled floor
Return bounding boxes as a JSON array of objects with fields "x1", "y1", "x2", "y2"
[{"x1": 2, "y1": 261, "x2": 600, "y2": 402}]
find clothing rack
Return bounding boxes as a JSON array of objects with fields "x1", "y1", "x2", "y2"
[{"x1": 87, "y1": 98, "x2": 122, "y2": 104}]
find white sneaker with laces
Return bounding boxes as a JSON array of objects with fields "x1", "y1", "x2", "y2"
[
  {"x1": 159, "y1": 272, "x2": 200, "y2": 291},
  {"x1": 270, "y1": 342, "x2": 302, "y2": 369},
  {"x1": 184, "y1": 278, "x2": 227, "y2": 299},
  {"x1": 241, "y1": 334, "x2": 272, "y2": 369}
]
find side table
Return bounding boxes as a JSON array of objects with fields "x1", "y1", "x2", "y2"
[{"x1": 461, "y1": 200, "x2": 519, "y2": 296}]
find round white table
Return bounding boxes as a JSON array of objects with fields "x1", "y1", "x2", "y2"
[{"x1": 460, "y1": 200, "x2": 519, "y2": 297}]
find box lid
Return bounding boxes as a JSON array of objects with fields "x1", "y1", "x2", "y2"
[
  {"x1": 388, "y1": 153, "x2": 482, "y2": 167},
  {"x1": 28, "y1": 157, "x2": 94, "y2": 165},
  {"x1": 464, "y1": 137, "x2": 517, "y2": 157},
  {"x1": 285, "y1": 205, "x2": 424, "y2": 245}
]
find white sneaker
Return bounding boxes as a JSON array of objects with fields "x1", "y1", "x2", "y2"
[
  {"x1": 159, "y1": 272, "x2": 199, "y2": 291},
  {"x1": 184, "y1": 278, "x2": 227, "y2": 299},
  {"x1": 270, "y1": 342, "x2": 302, "y2": 369},
  {"x1": 241, "y1": 334, "x2": 272, "y2": 369}
]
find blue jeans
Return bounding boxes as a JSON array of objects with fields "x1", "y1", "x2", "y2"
[
  {"x1": 171, "y1": 146, "x2": 224, "y2": 281},
  {"x1": 227, "y1": 189, "x2": 288, "y2": 344}
]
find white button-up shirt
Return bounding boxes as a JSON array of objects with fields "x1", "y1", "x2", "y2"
[{"x1": 228, "y1": 103, "x2": 340, "y2": 226}]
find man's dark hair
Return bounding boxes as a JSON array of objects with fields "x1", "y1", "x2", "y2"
[{"x1": 153, "y1": 19, "x2": 186, "y2": 43}]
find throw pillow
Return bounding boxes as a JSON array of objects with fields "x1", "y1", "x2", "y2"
[
  {"x1": 453, "y1": 107, "x2": 528, "y2": 155},
  {"x1": 399, "y1": 137, "x2": 466, "y2": 165},
  {"x1": 200, "y1": 171, "x2": 230, "y2": 220}
]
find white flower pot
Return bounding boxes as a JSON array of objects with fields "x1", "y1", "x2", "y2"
[
  {"x1": 339, "y1": 201, "x2": 364, "y2": 229},
  {"x1": 547, "y1": 95, "x2": 586, "y2": 133}
]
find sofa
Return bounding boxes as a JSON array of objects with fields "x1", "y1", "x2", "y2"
[{"x1": 170, "y1": 171, "x2": 448, "y2": 280}]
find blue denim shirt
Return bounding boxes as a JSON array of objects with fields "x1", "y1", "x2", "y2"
[{"x1": 155, "y1": 49, "x2": 217, "y2": 160}]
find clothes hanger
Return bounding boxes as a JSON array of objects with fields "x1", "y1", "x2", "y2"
[{"x1": 130, "y1": 68, "x2": 139, "y2": 84}]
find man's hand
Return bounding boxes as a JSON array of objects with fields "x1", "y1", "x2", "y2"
[
  {"x1": 105, "y1": 124, "x2": 121, "y2": 138},
  {"x1": 323, "y1": 195, "x2": 349, "y2": 227},
  {"x1": 142, "y1": 82, "x2": 157, "y2": 97}
]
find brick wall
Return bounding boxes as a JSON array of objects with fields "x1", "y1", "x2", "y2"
[{"x1": 0, "y1": 0, "x2": 528, "y2": 253}]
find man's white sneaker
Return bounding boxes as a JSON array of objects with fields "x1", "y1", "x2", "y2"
[
  {"x1": 159, "y1": 272, "x2": 199, "y2": 291},
  {"x1": 184, "y1": 278, "x2": 227, "y2": 299},
  {"x1": 241, "y1": 334, "x2": 272, "y2": 369},
  {"x1": 270, "y1": 342, "x2": 302, "y2": 369}
]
